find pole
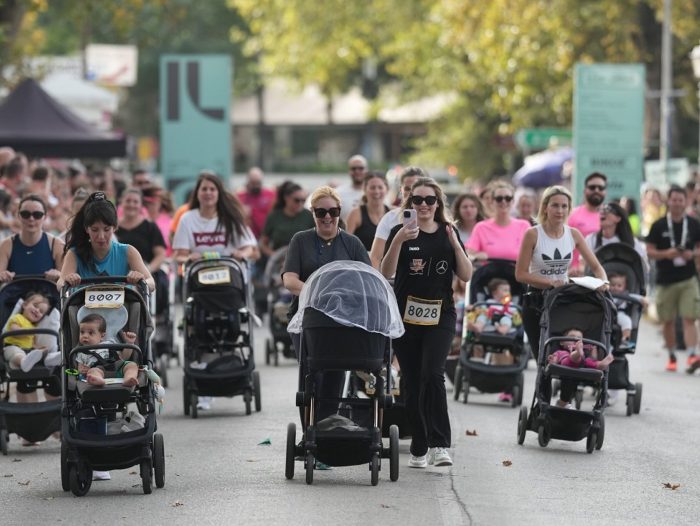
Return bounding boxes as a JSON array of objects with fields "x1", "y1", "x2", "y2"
[{"x1": 659, "y1": 0, "x2": 672, "y2": 172}]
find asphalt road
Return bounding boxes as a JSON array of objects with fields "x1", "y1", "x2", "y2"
[{"x1": 1, "y1": 317, "x2": 698, "y2": 525}]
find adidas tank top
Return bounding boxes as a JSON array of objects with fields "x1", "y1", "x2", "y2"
[{"x1": 529, "y1": 224, "x2": 575, "y2": 282}]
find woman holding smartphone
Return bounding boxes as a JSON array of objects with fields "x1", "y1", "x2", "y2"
[{"x1": 381, "y1": 176, "x2": 472, "y2": 469}]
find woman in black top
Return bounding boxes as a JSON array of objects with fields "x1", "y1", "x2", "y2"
[
  {"x1": 382, "y1": 176, "x2": 472, "y2": 469},
  {"x1": 346, "y1": 172, "x2": 390, "y2": 251},
  {"x1": 115, "y1": 188, "x2": 166, "y2": 273}
]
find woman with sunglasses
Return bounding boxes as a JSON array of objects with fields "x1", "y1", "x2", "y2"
[
  {"x1": 0, "y1": 195, "x2": 64, "y2": 283},
  {"x1": 586, "y1": 202, "x2": 648, "y2": 266},
  {"x1": 259, "y1": 181, "x2": 314, "y2": 258},
  {"x1": 346, "y1": 172, "x2": 390, "y2": 251},
  {"x1": 466, "y1": 181, "x2": 530, "y2": 262},
  {"x1": 382, "y1": 177, "x2": 472, "y2": 469}
]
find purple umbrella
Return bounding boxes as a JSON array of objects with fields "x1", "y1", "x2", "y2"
[{"x1": 512, "y1": 147, "x2": 573, "y2": 188}]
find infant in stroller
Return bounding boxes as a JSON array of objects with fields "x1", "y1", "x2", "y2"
[{"x1": 467, "y1": 278, "x2": 522, "y2": 336}]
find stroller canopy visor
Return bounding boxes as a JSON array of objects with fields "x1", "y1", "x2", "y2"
[{"x1": 288, "y1": 260, "x2": 404, "y2": 338}]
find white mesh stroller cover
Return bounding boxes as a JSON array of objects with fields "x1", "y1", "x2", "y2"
[{"x1": 287, "y1": 261, "x2": 404, "y2": 339}]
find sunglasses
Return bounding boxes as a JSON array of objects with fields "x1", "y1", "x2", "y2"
[
  {"x1": 313, "y1": 207, "x2": 341, "y2": 218},
  {"x1": 19, "y1": 210, "x2": 45, "y2": 220},
  {"x1": 349, "y1": 166, "x2": 365, "y2": 172},
  {"x1": 494, "y1": 195, "x2": 513, "y2": 203},
  {"x1": 586, "y1": 184, "x2": 606, "y2": 192},
  {"x1": 411, "y1": 195, "x2": 438, "y2": 206}
]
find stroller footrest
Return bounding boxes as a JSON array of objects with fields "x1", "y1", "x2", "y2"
[{"x1": 545, "y1": 364, "x2": 603, "y2": 383}]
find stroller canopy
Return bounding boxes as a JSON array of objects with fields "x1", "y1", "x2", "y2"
[{"x1": 288, "y1": 261, "x2": 404, "y2": 338}]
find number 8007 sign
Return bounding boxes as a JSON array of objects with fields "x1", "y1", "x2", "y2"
[{"x1": 85, "y1": 288, "x2": 125, "y2": 309}]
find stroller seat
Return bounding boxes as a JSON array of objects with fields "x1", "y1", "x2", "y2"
[
  {"x1": 545, "y1": 364, "x2": 603, "y2": 384},
  {"x1": 74, "y1": 372, "x2": 148, "y2": 404},
  {"x1": 6, "y1": 365, "x2": 56, "y2": 381}
]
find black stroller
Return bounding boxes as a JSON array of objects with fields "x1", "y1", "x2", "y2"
[
  {"x1": 60, "y1": 277, "x2": 164, "y2": 496},
  {"x1": 263, "y1": 248, "x2": 295, "y2": 366},
  {"x1": 517, "y1": 284, "x2": 614, "y2": 453},
  {"x1": 285, "y1": 261, "x2": 402, "y2": 485},
  {"x1": 181, "y1": 257, "x2": 260, "y2": 418},
  {"x1": 152, "y1": 263, "x2": 178, "y2": 388},
  {"x1": 453, "y1": 259, "x2": 528, "y2": 407},
  {"x1": 595, "y1": 243, "x2": 645, "y2": 416},
  {"x1": 0, "y1": 276, "x2": 61, "y2": 455}
]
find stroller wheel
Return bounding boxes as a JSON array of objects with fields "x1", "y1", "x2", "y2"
[
  {"x1": 517, "y1": 406, "x2": 528, "y2": 445},
  {"x1": 389, "y1": 425, "x2": 399, "y2": 482},
  {"x1": 0, "y1": 428, "x2": 8, "y2": 456},
  {"x1": 60, "y1": 442, "x2": 70, "y2": 491},
  {"x1": 625, "y1": 393, "x2": 634, "y2": 417},
  {"x1": 69, "y1": 462, "x2": 92, "y2": 497},
  {"x1": 245, "y1": 391, "x2": 252, "y2": 416},
  {"x1": 370, "y1": 452, "x2": 380, "y2": 486},
  {"x1": 190, "y1": 392, "x2": 198, "y2": 419},
  {"x1": 183, "y1": 378, "x2": 190, "y2": 416},
  {"x1": 265, "y1": 339, "x2": 272, "y2": 365},
  {"x1": 633, "y1": 383, "x2": 643, "y2": 414},
  {"x1": 153, "y1": 433, "x2": 165, "y2": 489},
  {"x1": 285, "y1": 423, "x2": 296, "y2": 480},
  {"x1": 510, "y1": 385, "x2": 520, "y2": 408},
  {"x1": 140, "y1": 459, "x2": 153, "y2": 494},
  {"x1": 515, "y1": 374, "x2": 525, "y2": 406},
  {"x1": 253, "y1": 371, "x2": 262, "y2": 412},
  {"x1": 537, "y1": 423, "x2": 550, "y2": 447},
  {"x1": 452, "y1": 364, "x2": 463, "y2": 401},
  {"x1": 596, "y1": 415, "x2": 605, "y2": 450},
  {"x1": 586, "y1": 429, "x2": 597, "y2": 454},
  {"x1": 305, "y1": 453, "x2": 314, "y2": 485}
]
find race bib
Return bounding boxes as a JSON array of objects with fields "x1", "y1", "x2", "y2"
[
  {"x1": 403, "y1": 296, "x2": 442, "y2": 326},
  {"x1": 85, "y1": 288, "x2": 125, "y2": 309},
  {"x1": 198, "y1": 266, "x2": 231, "y2": 285}
]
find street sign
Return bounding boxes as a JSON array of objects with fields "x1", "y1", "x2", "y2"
[
  {"x1": 514, "y1": 128, "x2": 572, "y2": 151},
  {"x1": 159, "y1": 54, "x2": 232, "y2": 203},
  {"x1": 644, "y1": 158, "x2": 690, "y2": 189},
  {"x1": 573, "y1": 64, "x2": 645, "y2": 202}
]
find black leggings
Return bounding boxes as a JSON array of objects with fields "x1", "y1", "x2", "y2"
[
  {"x1": 393, "y1": 324, "x2": 453, "y2": 457},
  {"x1": 522, "y1": 290, "x2": 545, "y2": 361}
]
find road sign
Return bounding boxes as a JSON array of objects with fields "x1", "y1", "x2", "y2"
[
  {"x1": 514, "y1": 128, "x2": 572, "y2": 151},
  {"x1": 159, "y1": 55, "x2": 232, "y2": 202},
  {"x1": 573, "y1": 64, "x2": 645, "y2": 202}
]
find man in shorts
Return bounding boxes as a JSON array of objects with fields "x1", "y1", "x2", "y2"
[{"x1": 645, "y1": 185, "x2": 700, "y2": 372}]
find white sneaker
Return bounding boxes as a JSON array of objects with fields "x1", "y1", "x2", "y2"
[
  {"x1": 429, "y1": 447, "x2": 453, "y2": 467},
  {"x1": 408, "y1": 454, "x2": 428, "y2": 468},
  {"x1": 20, "y1": 349, "x2": 44, "y2": 372},
  {"x1": 189, "y1": 361, "x2": 208, "y2": 370},
  {"x1": 93, "y1": 470, "x2": 111, "y2": 481},
  {"x1": 44, "y1": 351, "x2": 62, "y2": 367},
  {"x1": 197, "y1": 396, "x2": 212, "y2": 410}
]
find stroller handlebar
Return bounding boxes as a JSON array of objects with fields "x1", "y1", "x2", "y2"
[{"x1": 62, "y1": 277, "x2": 149, "y2": 298}]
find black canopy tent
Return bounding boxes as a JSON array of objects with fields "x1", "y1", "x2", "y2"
[{"x1": 0, "y1": 78, "x2": 126, "y2": 158}]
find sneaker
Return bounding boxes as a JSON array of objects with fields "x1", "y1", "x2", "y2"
[
  {"x1": 408, "y1": 454, "x2": 428, "y2": 468},
  {"x1": 666, "y1": 356, "x2": 677, "y2": 372},
  {"x1": 687, "y1": 354, "x2": 700, "y2": 367},
  {"x1": 687, "y1": 358, "x2": 700, "y2": 374},
  {"x1": 429, "y1": 447, "x2": 453, "y2": 467},
  {"x1": 20, "y1": 349, "x2": 44, "y2": 372},
  {"x1": 197, "y1": 396, "x2": 212, "y2": 410},
  {"x1": 44, "y1": 351, "x2": 62, "y2": 367},
  {"x1": 497, "y1": 392, "x2": 513, "y2": 403},
  {"x1": 93, "y1": 470, "x2": 111, "y2": 481}
]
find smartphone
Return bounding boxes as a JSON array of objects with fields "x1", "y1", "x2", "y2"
[{"x1": 403, "y1": 209, "x2": 417, "y2": 229}]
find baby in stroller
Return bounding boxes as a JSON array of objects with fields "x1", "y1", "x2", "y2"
[
  {"x1": 608, "y1": 272, "x2": 646, "y2": 345},
  {"x1": 467, "y1": 278, "x2": 521, "y2": 336},
  {"x1": 75, "y1": 313, "x2": 139, "y2": 387},
  {"x1": 3, "y1": 291, "x2": 61, "y2": 372}
]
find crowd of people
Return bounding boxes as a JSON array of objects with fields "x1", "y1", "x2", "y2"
[{"x1": 3, "y1": 143, "x2": 700, "y2": 475}]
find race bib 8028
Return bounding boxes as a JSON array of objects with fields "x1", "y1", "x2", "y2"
[
  {"x1": 85, "y1": 288, "x2": 125, "y2": 309},
  {"x1": 403, "y1": 295, "x2": 442, "y2": 326}
]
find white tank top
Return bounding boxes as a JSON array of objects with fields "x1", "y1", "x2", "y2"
[{"x1": 529, "y1": 224, "x2": 575, "y2": 282}]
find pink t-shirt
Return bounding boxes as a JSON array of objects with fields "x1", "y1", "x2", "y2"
[
  {"x1": 466, "y1": 218, "x2": 530, "y2": 261},
  {"x1": 568, "y1": 205, "x2": 600, "y2": 267}
]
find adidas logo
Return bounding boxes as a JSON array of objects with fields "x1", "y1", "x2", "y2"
[{"x1": 541, "y1": 248, "x2": 571, "y2": 261}]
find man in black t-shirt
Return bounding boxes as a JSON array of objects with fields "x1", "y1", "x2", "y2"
[{"x1": 645, "y1": 186, "x2": 700, "y2": 372}]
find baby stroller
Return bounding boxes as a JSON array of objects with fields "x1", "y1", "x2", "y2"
[
  {"x1": 453, "y1": 259, "x2": 528, "y2": 407},
  {"x1": 517, "y1": 284, "x2": 614, "y2": 453},
  {"x1": 595, "y1": 243, "x2": 645, "y2": 416},
  {"x1": 60, "y1": 277, "x2": 164, "y2": 496},
  {"x1": 263, "y1": 248, "x2": 295, "y2": 366},
  {"x1": 181, "y1": 257, "x2": 260, "y2": 418},
  {"x1": 152, "y1": 263, "x2": 178, "y2": 388},
  {"x1": 285, "y1": 261, "x2": 403, "y2": 485},
  {"x1": 0, "y1": 276, "x2": 60, "y2": 455}
]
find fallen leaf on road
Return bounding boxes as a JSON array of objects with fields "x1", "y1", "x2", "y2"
[
  {"x1": 12, "y1": 459, "x2": 21, "y2": 463},
  {"x1": 257, "y1": 438, "x2": 272, "y2": 446},
  {"x1": 381, "y1": 504, "x2": 391, "y2": 508},
  {"x1": 3, "y1": 474, "x2": 13, "y2": 478},
  {"x1": 172, "y1": 501, "x2": 184, "y2": 507},
  {"x1": 662, "y1": 482, "x2": 680, "y2": 490},
  {"x1": 502, "y1": 460, "x2": 512, "y2": 467},
  {"x1": 18, "y1": 480, "x2": 30, "y2": 486},
  {"x1": 246, "y1": 459, "x2": 257, "y2": 463},
  {"x1": 465, "y1": 429, "x2": 478, "y2": 436}
]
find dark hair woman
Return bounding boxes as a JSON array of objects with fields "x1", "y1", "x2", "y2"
[
  {"x1": 585, "y1": 201, "x2": 649, "y2": 267},
  {"x1": 346, "y1": 172, "x2": 390, "y2": 251},
  {"x1": 172, "y1": 171, "x2": 257, "y2": 263},
  {"x1": 259, "y1": 181, "x2": 314, "y2": 257},
  {"x1": 58, "y1": 191, "x2": 154, "y2": 291},
  {"x1": 381, "y1": 176, "x2": 472, "y2": 468},
  {"x1": 450, "y1": 193, "x2": 485, "y2": 246}
]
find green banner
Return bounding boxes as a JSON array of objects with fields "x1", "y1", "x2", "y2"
[
  {"x1": 159, "y1": 54, "x2": 232, "y2": 203},
  {"x1": 573, "y1": 63, "x2": 645, "y2": 202}
]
